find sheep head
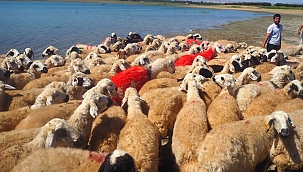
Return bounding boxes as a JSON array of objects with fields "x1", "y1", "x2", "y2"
[
  {"x1": 44, "y1": 118, "x2": 83, "y2": 148},
  {"x1": 83, "y1": 93, "x2": 113, "y2": 118},
  {"x1": 267, "y1": 111, "x2": 296, "y2": 138}
]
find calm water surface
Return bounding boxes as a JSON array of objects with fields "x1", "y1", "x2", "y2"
[{"x1": 0, "y1": 1, "x2": 269, "y2": 58}]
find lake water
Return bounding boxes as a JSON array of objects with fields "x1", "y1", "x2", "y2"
[{"x1": 0, "y1": 1, "x2": 269, "y2": 58}]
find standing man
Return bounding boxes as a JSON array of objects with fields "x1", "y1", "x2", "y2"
[
  {"x1": 298, "y1": 23, "x2": 303, "y2": 44},
  {"x1": 261, "y1": 14, "x2": 283, "y2": 52}
]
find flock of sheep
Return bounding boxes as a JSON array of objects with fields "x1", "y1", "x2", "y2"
[{"x1": 1, "y1": 31, "x2": 303, "y2": 172}]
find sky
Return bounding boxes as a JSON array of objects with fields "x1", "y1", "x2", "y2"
[{"x1": 191, "y1": 0, "x2": 303, "y2": 4}]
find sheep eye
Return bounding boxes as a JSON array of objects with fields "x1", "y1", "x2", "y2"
[{"x1": 221, "y1": 77, "x2": 224, "y2": 81}]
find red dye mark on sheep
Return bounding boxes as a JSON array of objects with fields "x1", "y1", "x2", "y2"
[
  {"x1": 245, "y1": 120, "x2": 250, "y2": 125},
  {"x1": 88, "y1": 152, "x2": 105, "y2": 163}
]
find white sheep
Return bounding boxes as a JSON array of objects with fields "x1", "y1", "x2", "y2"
[
  {"x1": 16, "y1": 53, "x2": 33, "y2": 70},
  {"x1": 172, "y1": 73, "x2": 208, "y2": 171},
  {"x1": 220, "y1": 54, "x2": 243, "y2": 74},
  {"x1": 111, "y1": 57, "x2": 176, "y2": 105},
  {"x1": 235, "y1": 65, "x2": 295, "y2": 116},
  {"x1": 30, "y1": 81, "x2": 69, "y2": 109},
  {"x1": 0, "y1": 118, "x2": 83, "y2": 172},
  {"x1": 130, "y1": 54, "x2": 153, "y2": 66},
  {"x1": 207, "y1": 74, "x2": 242, "y2": 129},
  {"x1": 268, "y1": 109, "x2": 303, "y2": 172},
  {"x1": 64, "y1": 72, "x2": 94, "y2": 100},
  {"x1": 5, "y1": 48, "x2": 20, "y2": 58},
  {"x1": 82, "y1": 78, "x2": 117, "y2": 99},
  {"x1": 84, "y1": 52, "x2": 106, "y2": 69},
  {"x1": 42, "y1": 46, "x2": 59, "y2": 58},
  {"x1": 88, "y1": 105, "x2": 127, "y2": 153},
  {"x1": 67, "y1": 92, "x2": 113, "y2": 149},
  {"x1": 23, "y1": 47, "x2": 34, "y2": 60},
  {"x1": 1, "y1": 56, "x2": 24, "y2": 73},
  {"x1": 44, "y1": 54, "x2": 66, "y2": 68},
  {"x1": 117, "y1": 87, "x2": 159, "y2": 172},
  {"x1": 197, "y1": 110, "x2": 295, "y2": 171},
  {"x1": 11, "y1": 147, "x2": 107, "y2": 172},
  {"x1": 0, "y1": 81, "x2": 15, "y2": 112},
  {"x1": 27, "y1": 60, "x2": 48, "y2": 78},
  {"x1": 0, "y1": 67, "x2": 10, "y2": 80},
  {"x1": 67, "y1": 58, "x2": 90, "y2": 74},
  {"x1": 244, "y1": 79, "x2": 303, "y2": 119}
]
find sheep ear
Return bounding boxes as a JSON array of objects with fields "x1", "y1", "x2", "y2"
[
  {"x1": 224, "y1": 81, "x2": 231, "y2": 87},
  {"x1": 267, "y1": 119, "x2": 274, "y2": 133},
  {"x1": 46, "y1": 96, "x2": 54, "y2": 106},
  {"x1": 89, "y1": 102, "x2": 98, "y2": 118},
  {"x1": 229, "y1": 64, "x2": 235, "y2": 73},
  {"x1": 248, "y1": 73, "x2": 258, "y2": 81},
  {"x1": 45, "y1": 131, "x2": 56, "y2": 148},
  {"x1": 287, "y1": 84, "x2": 298, "y2": 95},
  {"x1": 4, "y1": 84, "x2": 16, "y2": 90},
  {"x1": 288, "y1": 117, "x2": 296, "y2": 131},
  {"x1": 118, "y1": 63, "x2": 126, "y2": 70}
]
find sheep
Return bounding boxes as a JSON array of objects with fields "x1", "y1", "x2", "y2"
[
  {"x1": 235, "y1": 65, "x2": 295, "y2": 116},
  {"x1": 65, "y1": 51, "x2": 82, "y2": 63},
  {"x1": 11, "y1": 147, "x2": 107, "y2": 172},
  {"x1": 138, "y1": 41, "x2": 180, "y2": 60},
  {"x1": 88, "y1": 105, "x2": 127, "y2": 153},
  {"x1": 0, "y1": 67, "x2": 10, "y2": 80},
  {"x1": 1, "y1": 56, "x2": 24, "y2": 73},
  {"x1": 64, "y1": 71, "x2": 94, "y2": 100},
  {"x1": 67, "y1": 92, "x2": 113, "y2": 149},
  {"x1": 4, "y1": 82, "x2": 65, "y2": 111},
  {"x1": 273, "y1": 97, "x2": 303, "y2": 113},
  {"x1": 267, "y1": 109, "x2": 303, "y2": 172},
  {"x1": 138, "y1": 77, "x2": 181, "y2": 95},
  {"x1": 220, "y1": 54, "x2": 243, "y2": 74},
  {"x1": 82, "y1": 78, "x2": 117, "y2": 99},
  {"x1": 244, "y1": 79, "x2": 303, "y2": 119},
  {"x1": 0, "y1": 127, "x2": 40, "y2": 152},
  {"x1": 98, "y1": 149, "x2": 136, "y2": 172},
  {"x1": 27, "y1": 60, "x2": 48, "y2": 78},
  {"x1": 16, "y1": 53, "x2": 33, "y2": 70},
  {"x1": 23, "y1": 47, "x2": 34, "y2": 60},
  {"x1": 42, "y1": 46, "x2": 59, "y2": 58},
  {"x1": 67, "y1": 58, "x2": 90, "y2": 74},
  {"x1": 0, "y1": 81, "x2": 15, "y2": 112},
  {"x1": 5, "y1": 48, "x2": 20, "y2": 58},
  {"x1": 44, "y1": 54, "x2": 66, "y2": 68},
  {"x1": 110, "y1": 57, "x2": 176, "y2": 105},
  {"x1": 14, "y1": 100, "x2": 80, "y2": 130},
  {"x1": 130, "y1": 54, "x2": 153, "y2": 66},
  {"x1": 234, "y1": 67, "x2": 262, "y2": 85},
  {"x1": 30, "y1": 81, "x2": 69, "y2": 109},
  {"x1": 111, "y1": 41, "x2": 125, "y2": 52},
  {"x1": 171, "y1": 73, "x2": 208, "y2": 171},
  {"x1": 224, "y1": 43, "x2": 238, "y2": 53},
  {"x1": 0, "y1": 107, "x2": 30, "y2": 132},
  {"x1": 117, "y1": 87, "x2": 159, "y2": 172},
  {"x1": 174, "y1": 42, "x2": 226, "y2": 67},
  {"x1": 207, "y1": 74, "x2": 242, "y2": 129},
  {"x1": 280, "y1": 44, "x2": 303, "y2": 56},
  {"x1": 197, "y1": 110, "x2": 295, "y2": 172},
  {"x1": 0, "y1": 118, "x2": 83, "y2": 172},
  {"x1": 84, "y1": 52, "x2": 106, "y2": 69}
]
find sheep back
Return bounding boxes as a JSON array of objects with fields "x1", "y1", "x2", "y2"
[{"x1": 89, "y1": 105, "x2": 127, "y2": 153}]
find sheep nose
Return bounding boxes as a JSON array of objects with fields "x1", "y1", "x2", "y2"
[
  {"x1": 19, "y1": 66, "x2": 25, "y2": 72},
  {"x1": 27, "y1": 62, "x2": 33, "y2": 68},
  {"x1": 74, "y1": 136, "x2": 84, "y2": 147},
  {"x1": 299, "y1": 90, "x2": 303, "y2": 98},
  {"x1": 63, "y1": 95, "x2": 69, "y2": 102},
  {"x1": 279, "y1": 128, "x2": 290, "y2": 138},
  {"x1": 42, "y1": 67, "x2": 48, "y2": 73},
  {"x1": 4, "y1": 70, "x2": 10, "y2": 78},
  {"x1": 83, "y1": 69, "x2": 90, "y2": 74},
  {"x1": 107, "y1": 98, "x2": 113, "y2": 107}
]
